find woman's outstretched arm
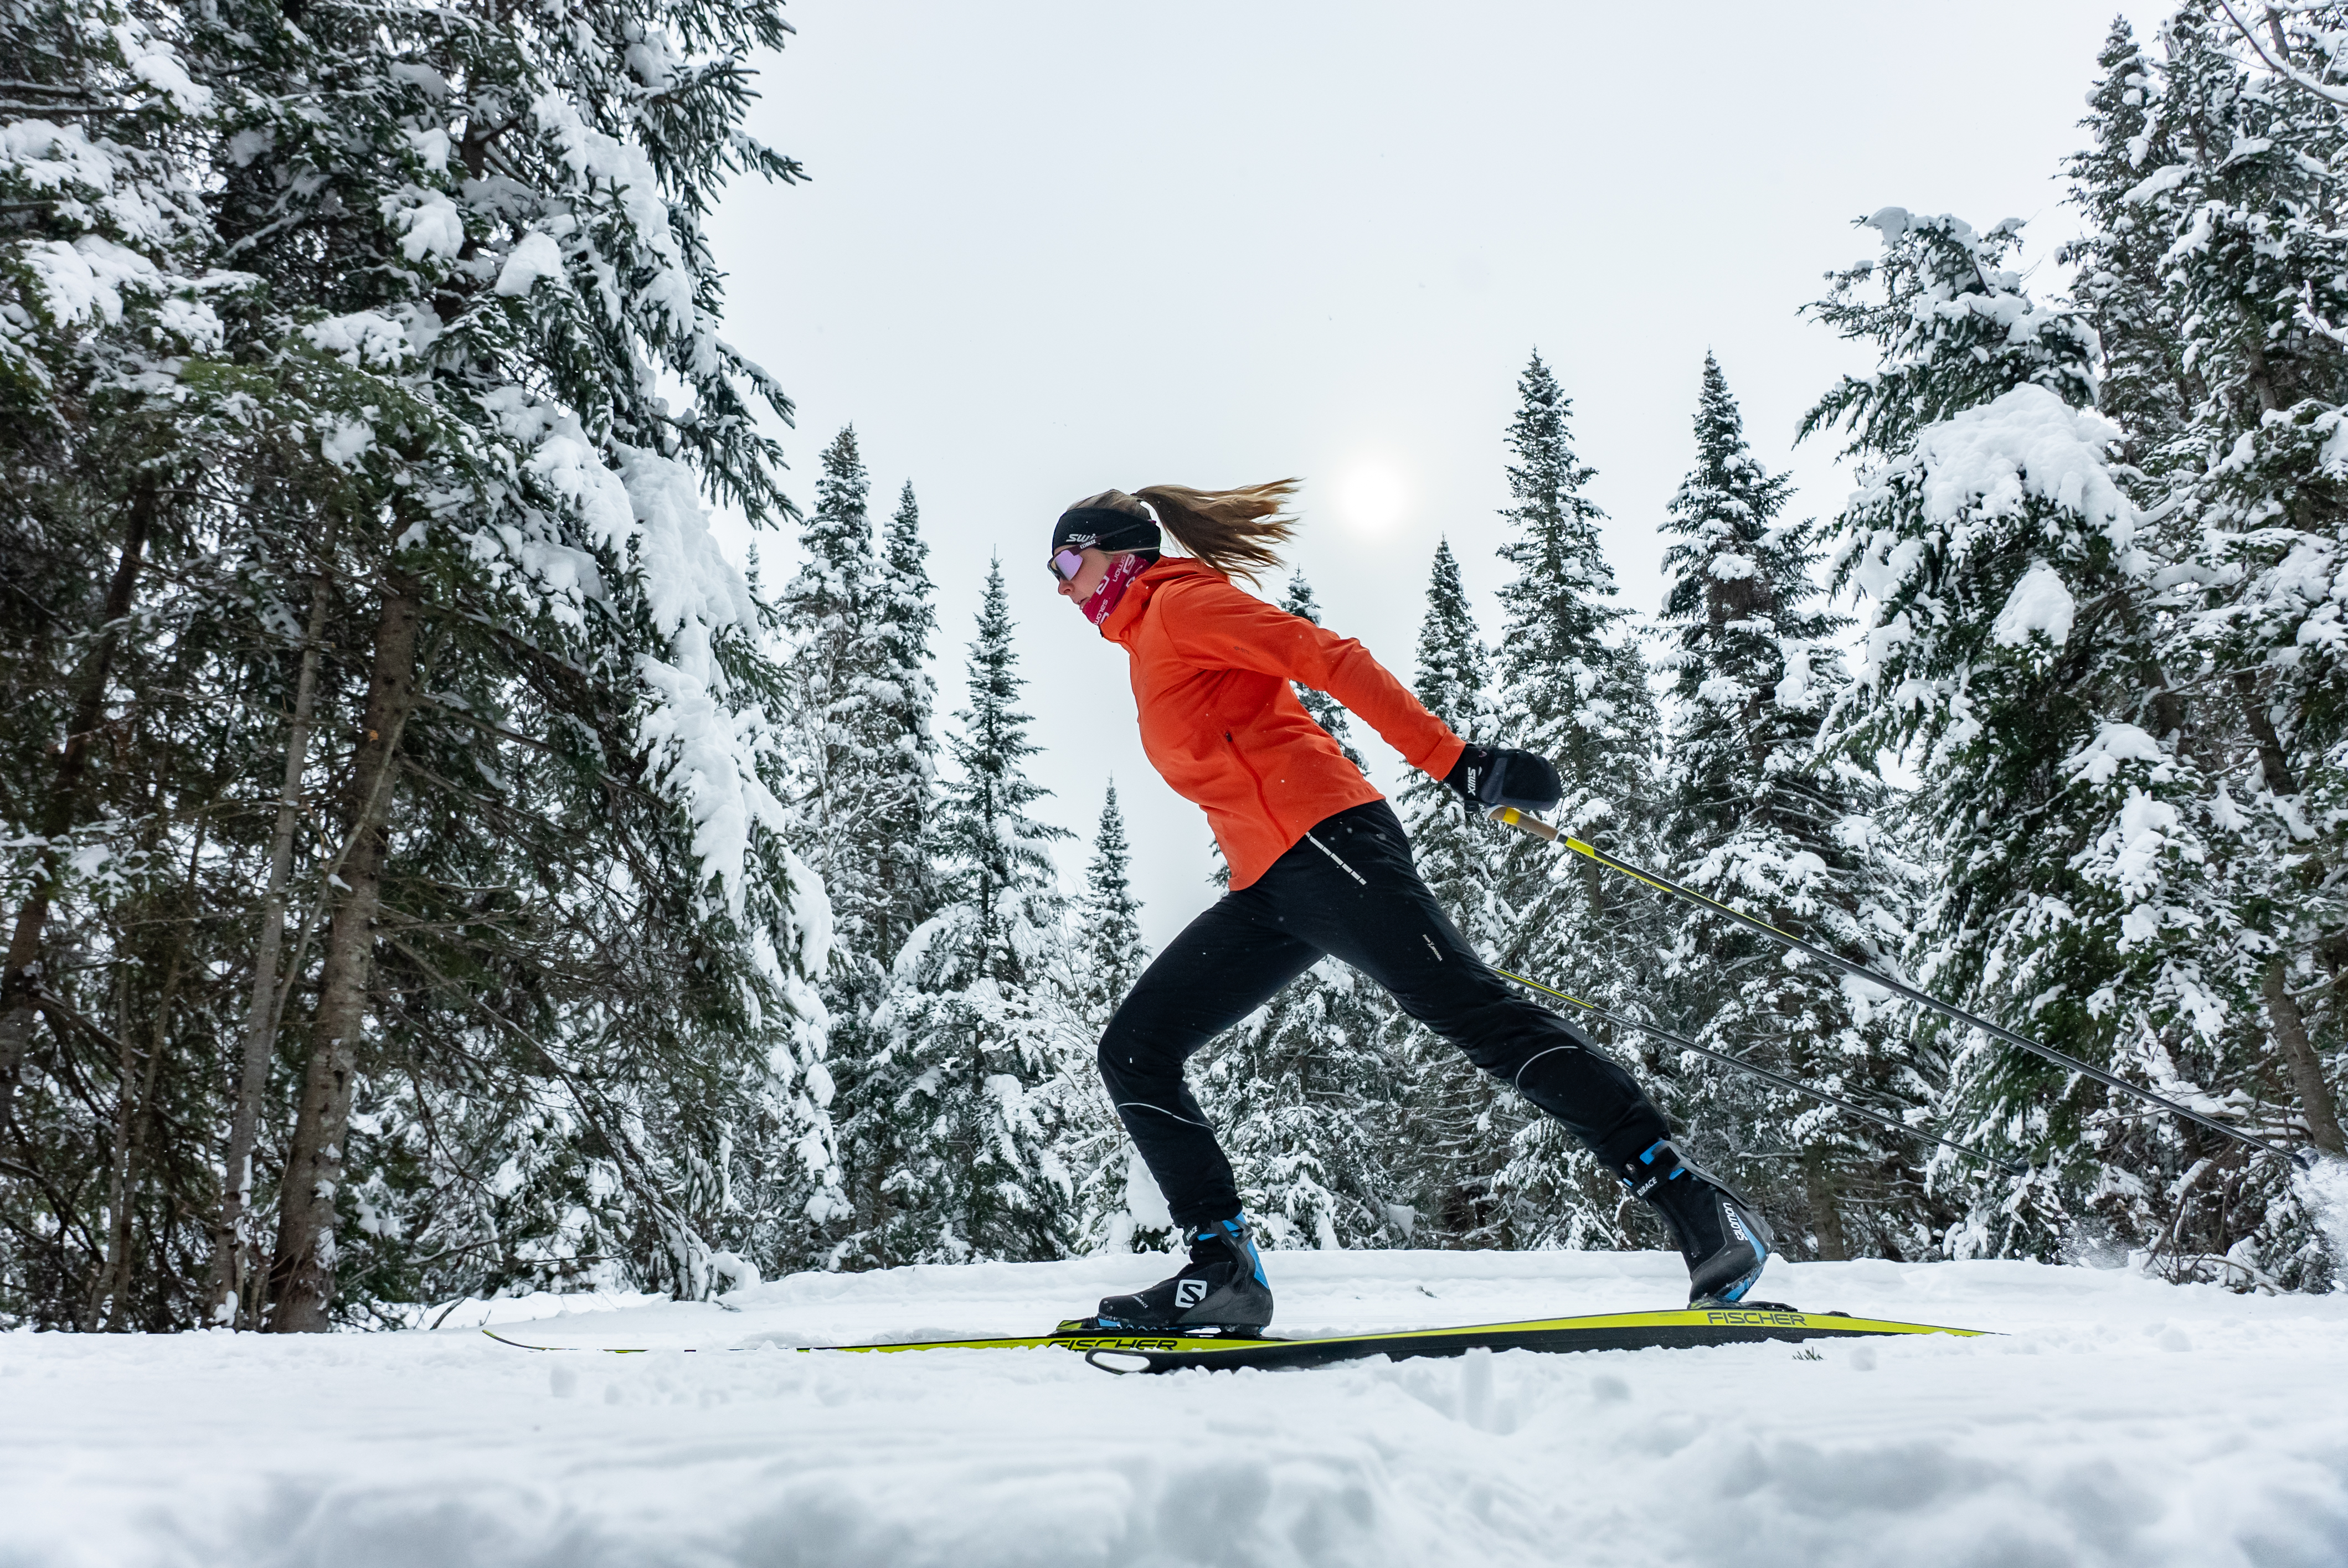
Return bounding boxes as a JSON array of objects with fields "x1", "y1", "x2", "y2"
[{"x1": 1156, "y1": 576, "x2": 1467, "y2": 779}]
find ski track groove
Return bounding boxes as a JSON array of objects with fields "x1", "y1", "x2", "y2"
[{"x1": 3, "y1": 1250, "x2": 2345, "y2": 1567}]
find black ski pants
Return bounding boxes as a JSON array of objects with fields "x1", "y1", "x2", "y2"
[{"x1": 1096, "y1": 799, "x2": 1669, "y2": 1230}]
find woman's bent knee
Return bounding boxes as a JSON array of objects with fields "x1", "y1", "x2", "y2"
[{"x1": 1096, "y1": 1016, "x2": 1169, "y2": 1086}]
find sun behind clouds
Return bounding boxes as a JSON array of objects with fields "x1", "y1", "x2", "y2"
[{"x1": 1328, "y1": 463, "x2": 1408, "y2": 535}]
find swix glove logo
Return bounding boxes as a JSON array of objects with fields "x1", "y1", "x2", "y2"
[{"x1": 1175, "y1": 1280, "x2": 1208, "y2": 1308}]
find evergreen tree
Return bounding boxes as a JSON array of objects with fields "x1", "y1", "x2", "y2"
[
  {"x1": 1072, "y1": 783, "x2": 1147, "y2": 1027},
  {"x1": 775, "y1": 429, "x2": 895, "y2": 1267},
  {"x1": 822, "y1": 478, "x2": 945, "y2": 1268},
  {"x1": 870, "y1": 483, "x2": 945, "y2": 958},
  {"x1": 1657, "y1": 353, "x2": 1930, "y2": 1261},
  {"x1": 2, "y1": 0, "x2": 840, "y2": 1329},
  {"x1": 1388, "y1": 538, "x2": 1523, "y2": 1246},
  {"x1": 1063, "y1": 782, "x2": 1164, "y2": 1251},
  {"x1": 872, "y1": 560, "x2": 1080, "y2": 1262},
  {"x1": 2117, "y1": 6, "x2": 2348, "y2": 1284},
  {"x1": 1485, "y1": 350, "x2": 1662, "y2": 1251},
  {"x1": 1492, "y1": 353, "x2": 1662, "y2": 848},
  {"x1": 0, "y1": 0, "x2": 244, "y2": 1330},
  {"x1": 1803, "y1": 207, "x2": 2238, "y2": 1262},
  {"x1": 2059, "y1": 17, "x2": 2200, "y2": 479},
  {"x1": 783, "y1": 429, "x2": 882, "y2": 920}
]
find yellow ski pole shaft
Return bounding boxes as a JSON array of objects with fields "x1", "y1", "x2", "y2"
[
  {"x1": 1487, "y1": 965, "x2": 2028, "y2": 1174},
  {"x1": 1489, "y1": 807, "x2": 2309, "y2": 1170}
]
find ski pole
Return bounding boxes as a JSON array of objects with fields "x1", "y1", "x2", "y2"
[
  {"x1": 1488, "y1": 964, "x2": 2030, "y2": 1175},
  {"x1": 1490, "y1": 808, "x2": 2312, "y2": 1170}
]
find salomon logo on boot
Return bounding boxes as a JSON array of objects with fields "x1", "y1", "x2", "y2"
[
  {"x1": 1615, "y1": 1140, "x2": 1775, "y2": 1306},
  {"x1": 1095, "y1": 1214, "x2": 1274, "y2": 1333}
]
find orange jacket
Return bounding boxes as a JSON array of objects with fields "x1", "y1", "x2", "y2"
[{"x1": 1099, "y1": 558, "x2": 1467, "y2": 889}]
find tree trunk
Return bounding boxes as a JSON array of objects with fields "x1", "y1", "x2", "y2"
[
  {"x1": 2232, "y1": 669, "x2": 2298, "y2": 799},
  {"x1": 85, "y1": 963, "x2": 135, "y2": 1330},
  {"x1": 2239, "y1": 314, "x2": 2285, "y2": 415},
  {"x1": 1804, "y1": 1153, "x2": 1850, "y2": 1262},
  {"x1": 0, "y1": 490, "x2": 156, "y2": 1122},
  {"x1": 98, "y1": 811, "x2": 208, "y2": 1329},
  {"x1": 2264, "y1": 960, "x2": 2345, "y2": 1157},
  {"x1": 1574, "y1": 817, "x2": 1606, "y2": 916},
  {"x1": 207, "y1": 517, "x2": 338, "y2": 1328},
  {"x1": 2222, "y1": 674, "x2": 2341, "y2": 1154},
  {"x1": 102, "y1": 916, "x2": 183, "y2": 1331},
  {"x1": 265, "y1": 574, "x2": 420, "y2": 1332}
]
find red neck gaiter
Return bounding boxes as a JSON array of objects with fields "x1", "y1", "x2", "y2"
[{"x1": 1082, "y1": 553, "x2": 1154, "y2": 627}]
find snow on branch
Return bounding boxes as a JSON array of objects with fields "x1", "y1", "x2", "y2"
[
  {"x1": 1907, "y1": 384, "x2": 2136, "y2": 545},
  {"x1": 2215, "y1": 0, "x2": 2348, "y2": 107}
]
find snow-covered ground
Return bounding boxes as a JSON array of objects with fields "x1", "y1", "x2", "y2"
[{"x1": 5, "y1": 1249, "x2": 2345, "y2": 1567}]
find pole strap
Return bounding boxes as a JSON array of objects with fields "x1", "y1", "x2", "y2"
[{"x1": 1490, "y1": 808, "x2": 2309, "y2": 1170}]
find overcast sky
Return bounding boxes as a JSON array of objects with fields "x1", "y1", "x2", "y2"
[{"x1": 703, "y1": 1, "x2": 2176, "y2": 950}]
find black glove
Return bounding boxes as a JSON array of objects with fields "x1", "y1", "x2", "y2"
[{"x1": 1444, "y1": 744, "x2": 1562, "y2": 815}]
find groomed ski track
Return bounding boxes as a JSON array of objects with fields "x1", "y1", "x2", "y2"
[{"x1": 6, "y1": 1247, "x2": 2345, "y2": 1567}]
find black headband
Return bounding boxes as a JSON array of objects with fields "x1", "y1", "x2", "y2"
[{"x1": 1052, "y1": 506, "x2": 1162, "y2": 556}]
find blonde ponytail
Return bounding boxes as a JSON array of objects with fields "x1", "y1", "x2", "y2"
[{"x1": 1135, "y1": 479, "x2": 1302, "y2": 586}]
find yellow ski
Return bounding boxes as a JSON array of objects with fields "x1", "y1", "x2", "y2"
[{"x1": 805, "y1": 1304, "x2": 1984, "y2": 1374}]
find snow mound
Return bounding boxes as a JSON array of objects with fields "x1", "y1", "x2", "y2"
[
  {"x1": 3, "y1": 1249, "x2": 2344, "y2": 1567},
  {"x1": 1991, "y1": 559, "x2": 2077, "y2": 648},
  {"x1": 1913, "y1": 384, "x2": 2133, "y2": 545}
]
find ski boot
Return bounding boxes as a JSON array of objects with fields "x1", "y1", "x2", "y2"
[
  {"x1": 1085, "y1": 1214, "x2": 1273, "y2": 1335},
  {"x1": 1617, "y1": 1139, "x2": 1774, "y2": 1306}
]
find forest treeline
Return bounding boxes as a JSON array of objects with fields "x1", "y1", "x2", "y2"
[{"x1": 6, "y1": 2, "x2": 2347, "y2": 1330}]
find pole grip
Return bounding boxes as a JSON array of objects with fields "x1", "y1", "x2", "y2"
[{"x1": 1492, "y1": 806, "x2": 1558, "y2": 842}]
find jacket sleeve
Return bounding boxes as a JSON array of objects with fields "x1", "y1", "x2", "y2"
[{"x1": 1157, "y1": 577, "x2": 1468, "y2": 779}]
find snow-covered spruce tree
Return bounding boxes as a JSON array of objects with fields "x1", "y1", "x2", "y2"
[
  {"x1": 177, "y1": 0, "x2": 836, "y2": 1328},
  {"x1": 2118, "y1": 6, "x2": 2348, "y2": 1285},
  {"x1": 1060, "y1": 781, "x2": 1167, "y2": 1251},
  {"x1": 1070, "y1": 782, "x2": 1147, "y2": 1029},
  {"x1": 783, "y1": 428, "x2": 882, "y2": 931},
  {"x1": 1656, "y1": 353, "x2": 1932, "y2": 1261},
  {"x1": 871, "y1": 560, "x2": 1082, "y2": 1262},
  {"x1": 1382, "y1": 538, "x2": 1529, "y2": 1247},
  {"x1": 1485, "y1": 350, "x2": 1662, "y2": 1251},
  {"x1": 771, "y1": 427, "x2": 900, "y2": 1267},
  {"x1": 1801, "y1": 207, "x2": 2267, "y2": 1264},
  {"x1": 868, "y1": 482, "x2": 946, "y2": 962},
  {"x1": 1400, "y1": 541, "x2": 1498, "y2": 884},
  {"x1": 821, "y1": 477, "x2": 946, "y2": 1268},
  {"x1": 0, "y1": 0, "x2": 251, "y2": 1328},
  {"x1": 2059, "y1": 16, "x2": 2202, "y2": 481}
]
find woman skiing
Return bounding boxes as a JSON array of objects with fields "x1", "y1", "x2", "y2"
[{"x1": 1051, "y1": 481, "x2": 1772, "y2": 1333}]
